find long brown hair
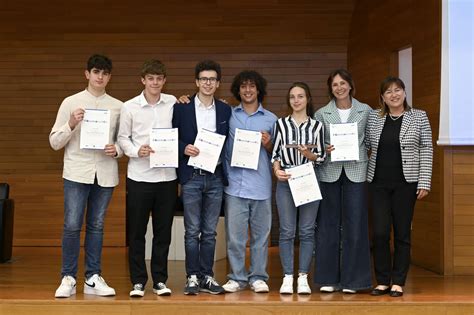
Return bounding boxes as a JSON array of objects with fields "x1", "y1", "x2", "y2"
[
  {"x1": 286, "y1": 82, "x2": 314, "y2": 117},
  {"x1": 379, "y1": 76, "x2": 410, "y2": 117}
]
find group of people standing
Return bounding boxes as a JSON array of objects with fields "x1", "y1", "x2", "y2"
[{"x1": 50, "y1": 54, "x2": 433, "y2": 299}]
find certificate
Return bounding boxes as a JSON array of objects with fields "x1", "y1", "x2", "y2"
[
  {"x1": 286, "y1": 163, "x2": 322, "y2": 207},
  {"x1": 329, "y1": 122, "x2": 359, "y2": 162},
  {"x1": 80, "y1": 109, "x2": 110, "y2": 149},
  {"x1": 150, "y1": 128, "x2": 178, "y2": 168},
  {"x1": 230, "y1": 128, "x2": 262, "y2": 170},
  {"x1": 188, "y1": 129, "x2": 226, "y2": 173}
]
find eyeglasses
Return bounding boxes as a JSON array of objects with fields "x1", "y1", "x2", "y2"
[{"x1": 198, "y1": 77, "x2": 218, "y2": 84}]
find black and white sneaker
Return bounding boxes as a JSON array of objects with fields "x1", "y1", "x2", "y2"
[
  {"x1": 199, "y1": 276, "x2": 225, "y2": 295},
  {"x1": 184, "y1": 275, "x2": 200, "y2": 295},
  {"x1": 153, "y1": 282, "x2": 171, "y2": 296},
  {"x1": 84, "y1": 274, "x2": 116, "y2": 296},
  {"x1": 130, "y1": 283, "x2": 145, "y2": 297}
]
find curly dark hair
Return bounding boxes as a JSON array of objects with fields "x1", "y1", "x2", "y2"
[
  {"x1": 230, "y1": 70, "x2": 267, "y2": 103},
  {"x1": 195, "y1": 60, "x2": 222, "y2": 81}
]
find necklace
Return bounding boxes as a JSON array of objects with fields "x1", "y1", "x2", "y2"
[{"x1": 389, "y1": 112, "x2": 404, "y2": 121}]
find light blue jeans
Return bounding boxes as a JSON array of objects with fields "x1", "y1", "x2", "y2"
[
  {"x1": 276, "y1": 180, "x2": 319, "y2": 275},
  {"x1": 224, "y1": 194, "x2": 271, "y2": 285},
  {"x1": 61, "y1": 178, "x2": 114, "y2": 279}
]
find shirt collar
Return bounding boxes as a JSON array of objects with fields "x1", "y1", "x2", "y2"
[
  {"x1": 235, "y1": 103, "x2": 265, "y2": 115},
  {"x1": 139, "y1": 91, "x2": 164, "y2": 107},
  {"x1": 84, "y1": 88, "x2": 107, "y2": 100},
  {"x1": 195, "y1": 95, "x2": 215, "y2": 110}
]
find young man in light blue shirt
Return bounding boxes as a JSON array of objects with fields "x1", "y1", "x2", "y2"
[{"x1": 222, "y1": 70, "x2": 277, "y2": 293}]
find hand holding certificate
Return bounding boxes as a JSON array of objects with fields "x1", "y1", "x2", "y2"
[
  {"x1": 329, "y1": 122, "x2": 359, "y2": 162},
  {"x1": 286, "y1": 163, "x2": 322, "y2": 207},
  {"x1": 188, "y1": 129, "x2": 226, "y2": 173},
  {"x1": 80, "y1": 109, "x2": 110, "y2": 149},
  {"x1": 230, "y1": 128, "x2": 262, "y2": 170},
  {"x1": 150, "y1": 128, "x2": 178, "y2": 168}
]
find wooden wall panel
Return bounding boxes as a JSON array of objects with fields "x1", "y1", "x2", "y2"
[
  {"x1": 347, "y1": 0, "x2": 442, "y2": 272},
  {"x1": 0, "y1": 0, "x2": 355, "y2": 246}
]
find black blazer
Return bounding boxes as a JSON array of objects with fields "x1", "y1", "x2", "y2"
[{"x1": 172, "y1": 95, "x2": 231, "y2": 185}]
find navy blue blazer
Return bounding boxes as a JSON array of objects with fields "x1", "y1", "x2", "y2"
[{"x1": 172, "y1": 95, "x2": 231, "y2": 185}]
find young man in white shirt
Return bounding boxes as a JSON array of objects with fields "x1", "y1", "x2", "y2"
[
  {"x1": 118, "y1": 60, "x2": 178, "y2": 297},
  {"x1": 50, "y1": 54, "x2": 123, "y2": 298}
]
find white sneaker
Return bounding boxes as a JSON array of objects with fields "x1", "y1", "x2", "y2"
[
  {"x1": 223, "y1": 279, "x2": 244, "y2": 293},
  {"x1": 320, "y1": 286, "x2": 336, "y2": 293},
  {"x1": 55, "y1": 276, "x2": 76, "y2": 298},
  {"x1": 153, "y1": 282, "x2": 172, "y2": 296},
  {"x1": 84, "y1": 274, "x2": 116, "y2": 296},
  {"x1": 342, "y1": 288, "x2": 356, "y2": 294},
  {"x1": 297, "y1": 273, "x2": 311, "y2": 294},
  {"x1": 130, "y1": 283, "x2": 145, "y2": 297},
  {"x1": 279, "y1": 274, "x2": 294, "y2": 294},
  {"x1": 250, "y1": 280, "x2": 269, "y2": 293}
]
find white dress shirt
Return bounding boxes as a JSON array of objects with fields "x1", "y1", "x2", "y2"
[
  {"x1": 195, "y1": 95, "x2": 216, "y2": 132},
  {"x1": 118, "y1": 92, "x2": 177, "y2": 183},
  {"x1": 49, "y1": 89, "x2": 123, "y2": 187}
]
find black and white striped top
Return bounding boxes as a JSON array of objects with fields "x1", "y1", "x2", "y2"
[{"x1": 271, "y1": 115, "x2": 326, "y2": 168}]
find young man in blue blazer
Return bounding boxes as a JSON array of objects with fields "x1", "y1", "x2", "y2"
[{"x1": 172, "y1": 60, "x2": 231, "y2": 295}]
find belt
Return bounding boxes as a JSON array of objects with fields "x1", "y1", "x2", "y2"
[{"x1": 193, "y1": 164, "x2": 222, "y2": 176}]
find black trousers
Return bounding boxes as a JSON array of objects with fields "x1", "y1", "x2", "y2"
[
  {"x1": 127, "y1": 178, "x2": 177, "y2": 285},
  {"x1": 370, "y1": 181, "x2": 418, "y2": 286}
]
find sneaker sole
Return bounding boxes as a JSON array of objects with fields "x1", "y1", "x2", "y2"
[
  {"x1": 184, "y1": 291, "x2": 199, "y2": 295},
  {"x1": 252, "y1": 288, "x2": 270, "y2": 293},
  {"x1": 199, "y1": 288, "x2": 224, "y2": 295},
  {"x1": 223, "y1": 287, "x2": 239, "y2": 293},
  {"x1": 130, "y1": 290, "x2": 145, "y2": 297},
  {"x1": 84, "y1": 286, "x2": 116, "y2": 296},
  {"x1": 297, "y1": 290, "x2": 312, "y2": 295},
  {"x1": 153, "y1": 289, "x2": 171, "y2": 296},
  {"x1": 279, "y1": 290, "x2": 293, "y2": 294},
  {"x1": 55, "y1": 287, "x2": 76, "y2": 298}
]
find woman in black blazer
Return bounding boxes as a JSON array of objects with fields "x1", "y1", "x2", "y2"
[{"x1": 365, "y1": 77, "x2": 433, "y2": 297}]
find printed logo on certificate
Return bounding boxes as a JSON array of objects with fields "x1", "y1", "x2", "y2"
[
  {"x1": 188, "y1": 128, "x2": 226, "y2": 173},
  {"x1": 329, "y1": 122, "x2": 359, "y2": 162},
  {"x1": 150, "y1": 128, "x2": 178, "y2": 168},
  {"x1": 230, "y1": 128, "x2": 262, "y2": 170},
  {"x1": 80, "y1": 109, "x2": 110, "y2": 149},
  {"x1": 286, "y1": 163, "x2": 322, "y2": 207}
]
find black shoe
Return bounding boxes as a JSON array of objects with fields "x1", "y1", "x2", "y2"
[
  {"x1": 371, "y1": 287, "x2": 391, "y2": 296},
  {"x1": 184, "y1": 275, "x2": 199, "y2": 295},
  {"x1": 199, "y1": 276, "x2": 225, "y2": 295},
  {"x1": 389, "y1": 290, "x2": 404, "y2": 297}
]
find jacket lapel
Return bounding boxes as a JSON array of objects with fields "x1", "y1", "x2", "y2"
[
  {"x1": 399, "y1": 109, "x2": 412, "y2": 141},
  {"x1": 324, "y1": 100, "x2": 341, "y2": 124}
]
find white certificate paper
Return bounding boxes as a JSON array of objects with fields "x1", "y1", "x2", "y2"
[
  {"x1": 330, "y1": 122, "x2": 359, "y2": 162},
  {"x1": 286, "y1": 163, "x2": 322, "y2": 207},
  {"x1": 188, "y1": 129, "x2": 226, "y2": 173},
  {"x1": 230, "y1": 128, "x2": 262, "y2": 170},
  {"x1": 150, "y1": 128, "x2": 178, "y2": 168},
  {"x1": 80, "y1": 109, "x2": 110, "y2": 149}
]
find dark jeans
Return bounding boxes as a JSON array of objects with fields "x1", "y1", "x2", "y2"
[
  {"x1": 370, "y1": 181, "x2": 418, "y2": 286},
  {"x1": 314, "y1": 170, "x2": 372, "y2": 290},
  {"x1": 127, "y1": 178, "x2": 177, "y2": 285},
  {"x1": 182, "y1": 169, "x2": 224, "y2": 278}
]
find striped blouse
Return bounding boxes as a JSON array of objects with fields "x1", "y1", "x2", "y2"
[{"x1": 271, "y1": 115, "x2": 326, "y2": 168}]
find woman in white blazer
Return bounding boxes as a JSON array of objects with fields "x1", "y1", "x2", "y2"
[{"x1": 365, "y1": 77, "x2": 433, "y2": 297}]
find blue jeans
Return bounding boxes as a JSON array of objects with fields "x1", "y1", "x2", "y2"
[
  {"x1": 182, "y1": 171, "x2": 224, "y2": 278},
  {"x1": 61, "y1": 178, "x2": 114, "y2": 279},
  {"x1": 224, "y1": 194, "x2": 271, "y2": 285},
  {"x1": 314, "y1": 170, "x2": 372, "y2": 290},
  {"x1": 276, "y1": 180, "x2": 319, "y2": 275}
]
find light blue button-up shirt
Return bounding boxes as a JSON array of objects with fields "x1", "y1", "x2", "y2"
[{"x1": 224, "y1": 104, "x2": 278, "y2": 200}]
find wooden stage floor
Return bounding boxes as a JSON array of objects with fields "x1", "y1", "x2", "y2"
[{"x1": 0, "y1": 247, "x2": 473, "y2": 315}]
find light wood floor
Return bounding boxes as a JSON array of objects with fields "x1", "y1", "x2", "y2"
[{"x1": 0, "y1": 247, "x2": 473, "y2": 315}]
